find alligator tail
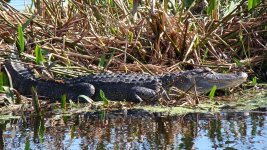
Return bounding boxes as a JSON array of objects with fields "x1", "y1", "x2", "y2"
[{"x1": 4, "y1": 56, "x2": 94, "y2": 101}]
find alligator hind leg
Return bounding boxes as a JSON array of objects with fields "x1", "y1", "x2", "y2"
[{"x1": 130, "y1": 87, "x2": 158, "y2": 102}]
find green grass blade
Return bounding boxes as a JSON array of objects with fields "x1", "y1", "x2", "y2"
[
  {"x1": 233, "y1": 58, "x2": 243, "y2": 67},
  {"x1": 110, "y1": 27, "x2": 118, "y2": 35},
  {"x1": 70, "y1": 125, "x2": 75, "y2": 139},
  {"x1": 207, "y1": 0, "x2": 218, "y2": 18},
  {"x1": 248, "y1": 0, "x2": 260, "y2": 10},
  {"x1": 164, "y1": 0, "x2": 168, "y2": 12},
  {"x1": 254, "y1": 0, "x2": 260, "y2": 7},
  {"x1": 0, "y1": 72, "x2": 7, "y2": 92},
  {"x1": 104, "y1": 49, "x2": 115, "y2": 70},
  {"x1": 98, "y1": 49, "x2": 115, "y2": 70},
  {"x1": 202, "y1": 47, "x2": 209, "y2": 61},
  {"x1": 128, "y1": 31, "x2": 133, "y2": 43},
  {"x1": 252, "y1": 76, "x2": 257, "y2": 86},
  {"x1": 100, "y1": 110, "x2": 106, "y2": 120},
  {"x1": 22, "y1": 14, "x2": 36, "y2": 30},
  {"x1": 248, "y1": 0, "x2": 253, "y2": 10},
  {"x1": 17, "y1": 23, "x2": 24, "y2": 53},
  {"x1": 1, "y1": 86, "x2": 14, "y2": 104},
  {"x1": 0, "y1": 72, "x2": 3, "y2": 92},
  {"x1": 209, "y1": 85, "x2": 217, "y2": 102},
  {"x1": 98, "y1": 54, "x2": 106, "y2": 69},
  {"x1": 31, "y1": 87, "x2": 41, "y2": 115},
  {"x1": 38, "y1": 118, "x2": 45, "y2": 143},
  {"x1": 24, "y1": 137, "x2": 30, "y2": 150},
  {"x1": 61, "y1": 94, "x2": 67, "y2": 110},
  {"x1": 100, "y1": 89, "x2": 110, "y2": 107},
  {"x1": 35, "y1": 45, "x2": 44, "y2": 65},
  {"x1": 129, "y1": 0, "x2": 133, "y2": 9}
]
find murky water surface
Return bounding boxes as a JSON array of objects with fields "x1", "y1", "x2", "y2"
[{"x1": 0, "y1": 111, "x2": 266, "y2": 149}]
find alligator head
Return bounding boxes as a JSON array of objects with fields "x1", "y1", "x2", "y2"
[{"x1": 161, "y1": 68, "x2": 248, "y2": 94}]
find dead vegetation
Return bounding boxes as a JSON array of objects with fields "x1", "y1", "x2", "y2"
[
  {"x1": 0, "y1": 0, "x2": 265, "y2": 74},
  {"x1": 0, "y1": 0, "x2": 266, "y2": 108}
]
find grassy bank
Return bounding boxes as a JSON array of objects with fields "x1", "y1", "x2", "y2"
[
  {"x1": 0, "y1": 0, "x2": 266, "y2": 110},
  {"x1": 0, "y1": 0, "x2": 266, "y2": 74}
]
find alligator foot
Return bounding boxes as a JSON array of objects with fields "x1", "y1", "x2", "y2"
[
  {"x1": 67, "y1": 83, "x2": 95, "y2": 101},
  {"x1": 130, "y1": 87, "x2": 158, "y2": 102}
]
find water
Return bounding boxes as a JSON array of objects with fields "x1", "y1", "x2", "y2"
[
  {"x1": 1, "y1": 111, "x2": 266, "y2": 149},
  {"x1": 3, "y1": 0, "x2": 267, "y2": 149}
]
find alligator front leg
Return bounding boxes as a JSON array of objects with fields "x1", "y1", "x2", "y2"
[
  {"x1": 68, "y1": 83, "x2": 95, "y2": 101},
  {"x1": 130, "y1": 86, "x2": 158, "y2": 102}
]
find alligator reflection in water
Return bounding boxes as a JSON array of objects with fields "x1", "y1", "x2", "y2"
[{"x1": 0, "y1": 111, "x2": 266, "y2": 149}]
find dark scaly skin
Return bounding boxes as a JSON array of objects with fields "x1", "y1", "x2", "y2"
[
  {"x1": 63, "y1": 72, "x2": 163, "y2": 102},
  {"x1": 4, "y1": 59, "x2": 95, "y2": 102},
  {"x1": 4, "y1": 57, "x2": 248, "y2": 102},
  {"x1": 4, "y1": 59, "x2": 162, "y2": 102}
]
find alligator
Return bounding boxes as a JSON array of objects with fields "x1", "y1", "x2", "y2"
[{"x1": 4, "y1": 55, "x2": 248, "y2": 102}]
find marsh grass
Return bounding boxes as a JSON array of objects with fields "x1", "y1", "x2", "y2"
[
  {"x1": 0, "y1": 72, "x2": 8, "y2": 92},
  {"x1": 209, "y1": 85, "x2": 217, "y2": 102},
  {"x1": 0, "y1": 66, "x2": 18, "y2": 104},
  {"x1": 17, "y1": 23, "x2": 24, "y2": 53},
  {"x1": 0, "y1": 0, "x2": 266, "y2": 106},
  {"x1": 252, "y1": 76, "x2": 257, "y2": 86},
  {"x1": 34, "y1": 45, "x2": 44, "y2": 65},
  {"x1": 100, "y1": 89, "x2": 110, "y2": 107},
  {"x1": 24, "y1": 137, "x2": 30, "y2": 150},
  {"x1": 38, "y1": 117, "x2": 45, "y2": 143},
  {"x1": 0, "y1": 0, "x2": 265, "y2": 74},
  {"x1": 31, "y1": 87, "x2": 41, "y2": 115},
  {"x1": 61, "y1": 94, "x2": 67, "y2": 110}
]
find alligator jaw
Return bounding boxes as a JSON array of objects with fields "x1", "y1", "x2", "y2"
[
  {"x1": 161, "y1": 69, "x2": 248, "y2": 94},
  {"x1": 194, "y1": 71, "x2": 248, "y2": 93}
]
